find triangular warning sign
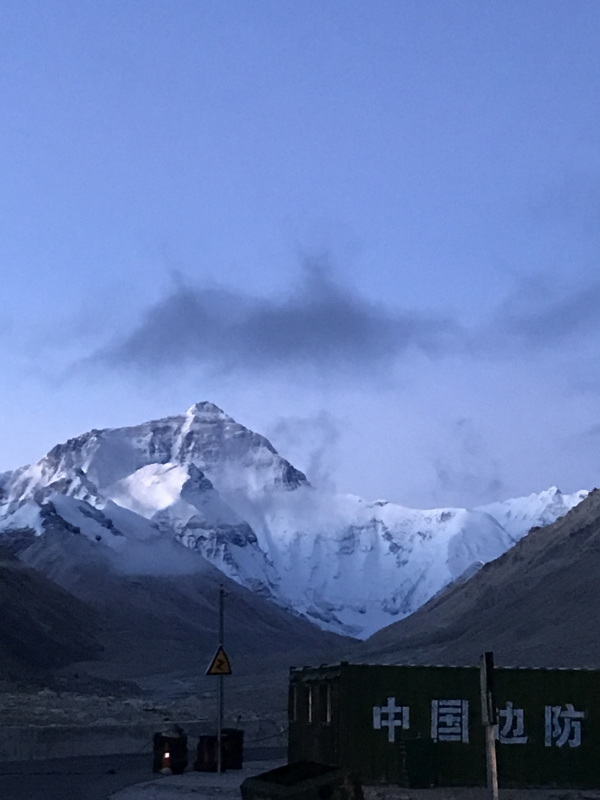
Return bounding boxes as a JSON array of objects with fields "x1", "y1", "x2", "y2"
[{"x1": 206, "y1": 645, "x2": 232, "y2": 676}]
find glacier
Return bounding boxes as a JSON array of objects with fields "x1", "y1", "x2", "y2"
[{"x1": 0, "y1": 401, "x2": 588, "y2": 638}]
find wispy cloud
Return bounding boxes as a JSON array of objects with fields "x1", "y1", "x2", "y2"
[
  {"x1": 584, "y1": 423, "x2": 600, "y2": 439},
  {"x1": 464, "y1": 276, "x2": 600, "y2": 363},
  {"x1": 433, "y1": 417, "x2": 506, "y2": 506},
  {"x1": 268, "y1": 410, "x2": 341, "y2": 490},
  {"x1": 496, "y1": 281, "x2": 600, "y2": 348}
]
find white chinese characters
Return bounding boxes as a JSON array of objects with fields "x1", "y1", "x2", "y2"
[
  {"x1": 373, "y1": 697, "x2": 410, "y2": 743},
  {"x1": 372, "y1": 697, "x2": 585, "y2": 748},
  {"x1": 431, "y1": 699, "x2": 469, "y2": 743},
  {"x1": 496, "y1": 701, "x2": 528, "y2": 744},
  {"x1": 545, "y1": 704, "x2": 584, "y2": 748}
]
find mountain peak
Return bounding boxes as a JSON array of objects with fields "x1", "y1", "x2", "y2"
[
  {"x1": 547, "y1": 485, "x2": 561, "y2": 496},
  {"x1": 186, "y1": 401, "x2": 231, "y2": 420}
]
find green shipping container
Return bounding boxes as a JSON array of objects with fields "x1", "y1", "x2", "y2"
[{"x1": 288, "y1": 663, "x2": 600, "y2": 789}]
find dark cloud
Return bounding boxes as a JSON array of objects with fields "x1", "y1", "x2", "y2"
[
  {"x1": 79, "y1": 261, "x2": 600, "y2": 386},
  {"x1": 89, "y1": 261, "x2": 461, "y2": 376}
]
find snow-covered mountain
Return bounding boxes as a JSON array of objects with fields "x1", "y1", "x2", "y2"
[{"x1": 0, "y1": 402, "x2": 588, "y2": 638}]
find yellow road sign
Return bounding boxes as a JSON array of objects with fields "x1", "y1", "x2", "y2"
[{"x1": 206, "y1": 645, "x2": 232, "y2": 676}]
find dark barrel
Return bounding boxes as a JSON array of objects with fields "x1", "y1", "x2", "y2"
[
  {"x1": 194, "y1": 734, "x2": 219, "y2": 772},
  {"x1": 222, "y1": 727, "x2": 244, "y2": 769}
]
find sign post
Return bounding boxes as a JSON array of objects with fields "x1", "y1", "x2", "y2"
[
  {"x1": 206, "y1": 585, "x2": 232, "y2": 774},
  {"x1": 480, "y1": 651, "x2": 499, "y2": 800}
]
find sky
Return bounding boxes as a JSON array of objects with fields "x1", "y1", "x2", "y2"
[{"x1": 2, "y1": 0, "x2": 600, "y2": 509}]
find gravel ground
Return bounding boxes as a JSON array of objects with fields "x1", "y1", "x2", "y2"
[
  {"x1": 0, "y1": 749, "x2": 285, "y2": 800},
  {"x1": 0, "y1": 687, "x2": 287, "y2": 747},
  {"x1": 108, "y1": 758, "x2": 283, "y2": 799},
  {"x1": 109, "y1": 774, "x2": 600, "y2": 800},
  {"x1": 0, "y1": 689, "x2": 206, "y2": 727}
]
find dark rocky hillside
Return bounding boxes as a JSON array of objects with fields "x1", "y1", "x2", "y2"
[
  {"x1": 10, "y1": 526, "x2": 351, "y2": 686},
  {"x1": 0, "y1": 546, "x2": 102, "y2": 681}
]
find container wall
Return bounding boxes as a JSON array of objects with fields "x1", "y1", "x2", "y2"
[
  {"x1": 289, "y1": 664, "x2": 600, "y2": 788},
  {"x1": 342, "y1": 665, "x2": 485, "y2": 786}
]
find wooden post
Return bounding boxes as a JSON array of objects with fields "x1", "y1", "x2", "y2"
[{"x1": 480, "y1": 652, "x2": 499, "y2": 800}]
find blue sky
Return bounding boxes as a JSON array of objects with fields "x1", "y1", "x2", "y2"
[{"x1": 2, "y1": 1, "x2": 600, "y2": 507}]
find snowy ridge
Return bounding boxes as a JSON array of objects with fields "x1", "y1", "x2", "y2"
[
  {"x1": 0, "y1": 402, "x2": 589, "y2": 638},
  {"x1": 477, "y1": 486, "x2": 588, "y2": 541}
]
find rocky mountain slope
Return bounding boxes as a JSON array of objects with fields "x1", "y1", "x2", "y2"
[
  {"x1": 1, "y1": 512, "x2": 349, "y2": 685},
  {"x1": 359, "y1": 488, "x2": 600, "y2": 667},
  {"x1": 0, "y1": 402, "x2": 587, "y2": 638}
]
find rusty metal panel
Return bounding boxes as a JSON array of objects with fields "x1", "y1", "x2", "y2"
[{"x1": 289, "y1": 670, "x2": 341, "y2": 766}]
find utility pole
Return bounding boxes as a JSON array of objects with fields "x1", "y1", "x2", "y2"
[
  {"x1": 217, "y1": 584, "x2": 224, "y2": 775},
  {"x1": 205, "y1": 584, "x2": 231, "y2": 773}
]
